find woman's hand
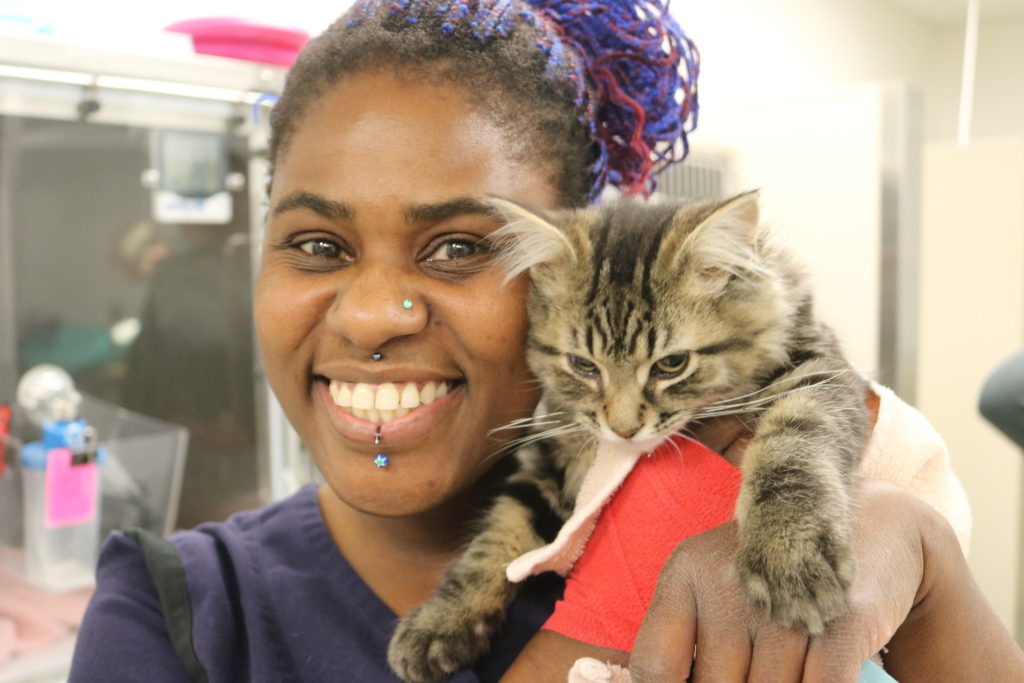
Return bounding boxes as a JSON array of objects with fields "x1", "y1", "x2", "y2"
[{"x1": 628, "y1": 479, "x2": 931, "y2": 682}]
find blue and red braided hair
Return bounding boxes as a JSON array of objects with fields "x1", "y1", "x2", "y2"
[{"x1": 268, "y1": 0, "x2": 698, "y2": 205}]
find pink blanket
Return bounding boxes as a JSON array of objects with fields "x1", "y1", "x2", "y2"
[{"x1": 0, "y1": 560, "x2": 93, "y2": 665}]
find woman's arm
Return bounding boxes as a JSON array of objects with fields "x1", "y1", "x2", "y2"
[
  {"x1": 69, "y1": 532, "x2": 192, "y2": 682},
  {"x1": 501, "y1": 631, "x2": 628, "y2": 681},
  {"x1": 884, "y1": 490, "x2": 1024, "y2": 681}
]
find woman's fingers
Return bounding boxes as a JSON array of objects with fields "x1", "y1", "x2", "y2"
[
  {"x1": 629, "y1": 546, "x2": 699, "y2": 682},
  {"x1": 692, "y1": 610, "x2": 752, "y2": 682},
  {"x1": 803, "y1": 618, "x2": 874, "y2": 683},
  {"x1": 748, "y1": 623, "x2": 808, "y2": 682},
  {"x1": 690, "y1": 531, "x2": 754, "y2": 682}
]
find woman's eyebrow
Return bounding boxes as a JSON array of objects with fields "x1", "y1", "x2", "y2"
[
  {"x1": 405, "y1": 197, "x2": 494, "y2": 223},
  {"x1": 272, "y1": 192, "x2": 353, "y2": 221},
  {"x1": 271, "y1": 193, "x2": 493, "y2": 224}
]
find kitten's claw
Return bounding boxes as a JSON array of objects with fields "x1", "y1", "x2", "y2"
[
  {"x1": 736, "y1": 526, "x2": 855, "y2": 635},
  {"x1": 388, "y1": 603, "x2": 500, "y2": 683}
]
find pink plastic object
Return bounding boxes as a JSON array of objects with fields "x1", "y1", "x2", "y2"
[
  {"x1": 165, "y1": 17, "x2": 309, "y2": 67},
  {"x1": 44, "y1": 448, "x2": 98, "y2": 529}
]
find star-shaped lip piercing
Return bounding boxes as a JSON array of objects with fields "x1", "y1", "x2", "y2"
[{"x1": 374, "y1": 453, "x2": 389, "y2": 468}]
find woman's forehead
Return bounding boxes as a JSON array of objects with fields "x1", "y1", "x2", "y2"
[{"x1": 272, "y1": 72, "x2": 559, "y2": 210}]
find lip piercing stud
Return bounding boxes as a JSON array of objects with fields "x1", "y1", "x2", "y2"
[
  {"x1": 401, "y1": 299, "x2": 413, "y2": 310},
  {"x1": 374, "y1": 426, "x2": 387, "y2": 467},
  {"x1": 371, "y1": 352, "x2": 383, "y2": 361}
]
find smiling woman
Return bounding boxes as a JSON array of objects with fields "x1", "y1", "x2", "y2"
[
  {"x1": 255, "y1": 72, "x2": 554, "y2": 523},
  {"x1": 66, "y1": 1, "x2": 1024, "y2": 682}
]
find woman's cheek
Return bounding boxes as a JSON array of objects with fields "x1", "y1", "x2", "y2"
[
  {"x1": 487, "y1": 279, "x2": 531, "y2": 360},
  {"x1": 255, "y1": 268, "x2": 331, "y2": 354}
]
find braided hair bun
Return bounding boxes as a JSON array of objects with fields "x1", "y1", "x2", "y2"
[{"x1": 525, "y1": 0, "x2": 699, "y2": 196}]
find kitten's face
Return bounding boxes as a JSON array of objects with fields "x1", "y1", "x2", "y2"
[{"x1": 490, "y1": 194, "x2": 797, "y2": 454}]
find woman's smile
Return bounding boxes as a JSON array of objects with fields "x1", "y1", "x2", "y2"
[{"x1": 314, "y1": 375, "x2": 466, "y2": 447}]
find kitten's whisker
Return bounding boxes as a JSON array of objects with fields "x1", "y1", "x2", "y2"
[
  {"x1": 495, "y1": 412, "x2": 567, "y2": 428},
  {"x1": 663, "y1": 435, "x2": 684, "y2": 459},
  {"x1": 481, "y1": 423, "x2": 586, "y2": 466},
  {"x1": 498, "y1": 424, "x2": 586, "y2": 452},
  {"x1": 488, "y1": 412, "x2": 569, "y2": 435},
  {"x1": 490, "y1": 419, "x2": 564, "y2": 434},
  {"x1": 695, "y1": 371, "x2": 851, "y2": 418},
  {"x1": 704, "y1": 369, "x2": 851, "y2": 411}
]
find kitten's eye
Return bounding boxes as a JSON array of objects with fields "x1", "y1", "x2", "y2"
[
  {"x1": 652, "y1": 353, "x2": 690, "y2": 378},
  {"x1": 568, "y1": 355, "x2": 600, "y2": 377},
  {"x1": 425, "y1": 238, "x2": 482, "y2": 261},
  {"x1": 297, "y1": 238, "x2": 343, "y2": 259}
]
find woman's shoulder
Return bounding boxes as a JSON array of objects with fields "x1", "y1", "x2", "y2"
[
  {"x1": 167, "y1": 482, "x2": 327, "y2": 580},
  {"x1": 72, "y1": 484, "x2": 382, "y2": 681}
]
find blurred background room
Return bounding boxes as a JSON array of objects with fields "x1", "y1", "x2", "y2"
[{"x1": 0, "y1": 0, "x2": 1021, "y2": 679}]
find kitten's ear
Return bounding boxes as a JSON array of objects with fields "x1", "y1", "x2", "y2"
[
  {"x1": 484, "y1": 197, "x2": 575, "y2": 285},
  {"x1": 677, "y1": 190, "x2": 767, "y2": 289}
]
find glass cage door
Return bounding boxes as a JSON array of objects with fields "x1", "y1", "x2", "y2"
[{"x1": 0, "y1": 46, "x2": 284, "y2": 530}]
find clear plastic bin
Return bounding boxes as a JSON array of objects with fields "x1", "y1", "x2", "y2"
[
  {"x1": 0, "y1": 394, "x2": 188, "y2": 587},
  {"x1": 79, "y1": 394, "x2": 189, "y2": 540},
  {"x1": 20, "y1": 442, "x2": 102, "y2": 592}
]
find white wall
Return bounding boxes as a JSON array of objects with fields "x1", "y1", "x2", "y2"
[
  {"x1": 693, "y1": 84, "x2": 887, "y2": 377},
  {"x1": 677, "y1": 0, "x2": 937, "y2": 128},
  {"x1": 918, "y1": 141, "x2": 1024, "y2": 632},
  {"x1": 679, "y1": 1, "x2": 1024, "y2": 145},
  {"x1": 928, "y1": 19, "x2": 1024, "y2": 142},
  {"x1": 922, "y1": 17, "x2": 1024, "y2": 636}
]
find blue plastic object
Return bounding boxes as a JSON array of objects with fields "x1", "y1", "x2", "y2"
[
  {"x1": 860, "y1": 660, "x2": 898, "y2": 682},
  {"x1": 21, "y1": 419, "x2": 106, "y2": 470}
]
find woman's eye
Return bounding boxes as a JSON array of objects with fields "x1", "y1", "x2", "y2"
[
  {"x1": 568, "y1": 355, "x2": 600, "y2": 376},
  {"x1": 425, "y1": 238, "x2": 482, "y2": 262},
  {"x1": 652, "y1": 352, "x2": 690, "y2": 378},
  {"x1": 296, "y1": 238, "x2": 343, "y2": 259}
]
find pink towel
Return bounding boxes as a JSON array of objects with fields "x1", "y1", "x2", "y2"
[{"x1": 0, "y1": 559, "x2": 93, "y2": 665}]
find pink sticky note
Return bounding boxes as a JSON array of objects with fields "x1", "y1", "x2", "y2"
[{"x1": 44, "y1": 448, "x2": 98, "y2": 528}]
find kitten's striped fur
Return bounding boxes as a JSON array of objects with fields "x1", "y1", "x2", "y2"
[{"x1": 388, "y1": 193, "x2": 871, "y2": 683}]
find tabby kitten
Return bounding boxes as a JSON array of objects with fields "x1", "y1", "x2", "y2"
[{"x1": 388, "y1": 192, "x2": 871, "y2": 683}]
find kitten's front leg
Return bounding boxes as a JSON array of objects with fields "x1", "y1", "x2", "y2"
[
  {"x1": 387, "y1": 489, "x2": 555, "y2": 683},
  {"x1": 734, "y1": 388, "x2": 869, "y2": 635}
]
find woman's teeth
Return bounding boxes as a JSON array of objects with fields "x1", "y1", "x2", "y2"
[{"x1": 328, "y1": 380, "x2": 451, "y2": 424}]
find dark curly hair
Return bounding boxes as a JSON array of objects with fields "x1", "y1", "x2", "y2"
[{"x1": 268, "y1": 0, "x2": 699, "y2": 207}]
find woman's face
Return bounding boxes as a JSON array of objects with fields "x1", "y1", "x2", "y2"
[{"x1": 256, "y1": 70, "x2": 559, "y2": 517}]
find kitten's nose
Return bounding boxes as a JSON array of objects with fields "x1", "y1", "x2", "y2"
[{"x1": 614, "y1": 427, "x2": 639, "y2": 439}]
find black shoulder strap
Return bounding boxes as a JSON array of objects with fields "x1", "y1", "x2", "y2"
[{"x1": 123, "y1": 528, "x2": 211, "y2": 683}]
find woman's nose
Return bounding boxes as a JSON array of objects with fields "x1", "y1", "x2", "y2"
[{"x1": 325, "y1": 263, "x2": 429, "y2": 352}]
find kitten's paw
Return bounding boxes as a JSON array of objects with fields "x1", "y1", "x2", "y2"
[
  {"x1": 387, "y1": 602, "x2": 500, "y2": 683},
  {"x1": 736, "y1": 527, "x2": 855, "y2": 635}
]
